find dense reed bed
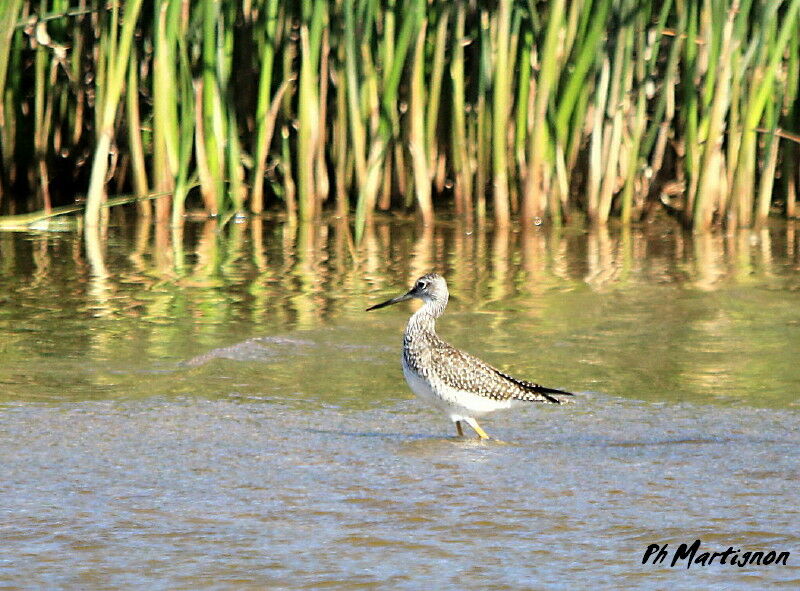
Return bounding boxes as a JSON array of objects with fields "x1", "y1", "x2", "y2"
[{"x1": 0, "y1": 0, "x2": 799, "y2": 235}]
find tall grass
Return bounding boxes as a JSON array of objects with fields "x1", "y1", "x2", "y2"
[{"x1": 0, "y1": 0, "x2": 799, "y2": 234}]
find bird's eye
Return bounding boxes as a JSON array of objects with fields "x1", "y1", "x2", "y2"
[{"x1": 416, "y1": 281, "x2": 426, "y2": 289}]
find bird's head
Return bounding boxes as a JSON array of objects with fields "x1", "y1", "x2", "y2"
[{"x1": 366, "y1": 273, "x2": 449, "y2": 311}]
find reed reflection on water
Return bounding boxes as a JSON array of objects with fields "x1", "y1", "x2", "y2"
[{"x1": 3, "y1": 216, "x2": 800, "y2": 317}]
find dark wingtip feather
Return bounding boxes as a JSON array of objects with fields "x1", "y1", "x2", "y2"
[
  {"x1": 492, "y1": 368, "x2": 575, "y2": 404},
  {"x1": 537, "y1": 385, "x2": 576, "y2": 404}
]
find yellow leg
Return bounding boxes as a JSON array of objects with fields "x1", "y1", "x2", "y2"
[
  {"x1": 464, "y1": 417, "x2": 491, "y2": 440},
  {"x1": 455, "y1": 421, "x2": 464, "y2": 437}
]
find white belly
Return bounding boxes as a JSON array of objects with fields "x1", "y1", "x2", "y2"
[{"x1": 402, "y1": 356, "x2": 515, "y2": 421}]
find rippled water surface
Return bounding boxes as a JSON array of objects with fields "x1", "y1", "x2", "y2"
[{"x1": 1, "y1": 217, "x2": 799, "y2": 589}]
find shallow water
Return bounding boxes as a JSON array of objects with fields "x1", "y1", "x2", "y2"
[{"x1": 1, "y1": 217, "x2": 799, "y2": 589}]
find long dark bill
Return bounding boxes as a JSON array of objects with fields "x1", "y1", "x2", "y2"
[{"x1": 366, "y1": 291, "x2": 413, "y2": 311}]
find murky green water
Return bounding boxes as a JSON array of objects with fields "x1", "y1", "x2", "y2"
[{"x1": 1, "y1": 217, "x2": 799, "y2": 589}]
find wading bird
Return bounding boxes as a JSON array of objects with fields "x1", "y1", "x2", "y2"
[{"x1": 367, "y1": 273, "x2": 574, "y2": 439}]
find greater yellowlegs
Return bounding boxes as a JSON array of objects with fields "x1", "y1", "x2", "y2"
[{"x1": 367, "y1": 273, "x2": 574, "y2": 439}]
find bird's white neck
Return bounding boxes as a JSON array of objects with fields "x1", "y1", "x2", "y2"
[{"x1": 406, "y1": 298, "x2": 446, "y2": 335}]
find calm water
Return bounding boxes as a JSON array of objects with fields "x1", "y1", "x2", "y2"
[{"x1": 1, "y1": 216, "x2": 799, "y2": 589}]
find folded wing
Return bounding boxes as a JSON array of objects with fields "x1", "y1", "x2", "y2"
[{"x1": 430, "y1": 343, "x2": 574, "y2": 404}]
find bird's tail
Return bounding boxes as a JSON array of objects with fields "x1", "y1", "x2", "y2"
[
  {"x1": 535, "y1": 385, "x2": 576, "y2": 404},
  {"x1": 492, "y1": 368, "x2": 575, "y2": 404}
]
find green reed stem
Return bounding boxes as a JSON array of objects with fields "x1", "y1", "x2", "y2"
[
  {"x1": 125, "y1": 46, "x2": 150, "y2": 214},
  {"x1": 409, "y1": 21, "x2": 433, "y2": 226},
  {"x1": 524, "y1": 0, "x2": 565, "y2": 223},
  {"x1": 250, "y1": 0, "x2": 280, "y2": 213},
  {"x1": 297, "y1": 24, "x2": 319, "y2": 221},
  {"x1": 85, "y1": 0, "x2": 144, "y2": 229},
  {"x1": 491, "y1": 0, "x2": 512, "y2": 227}
]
